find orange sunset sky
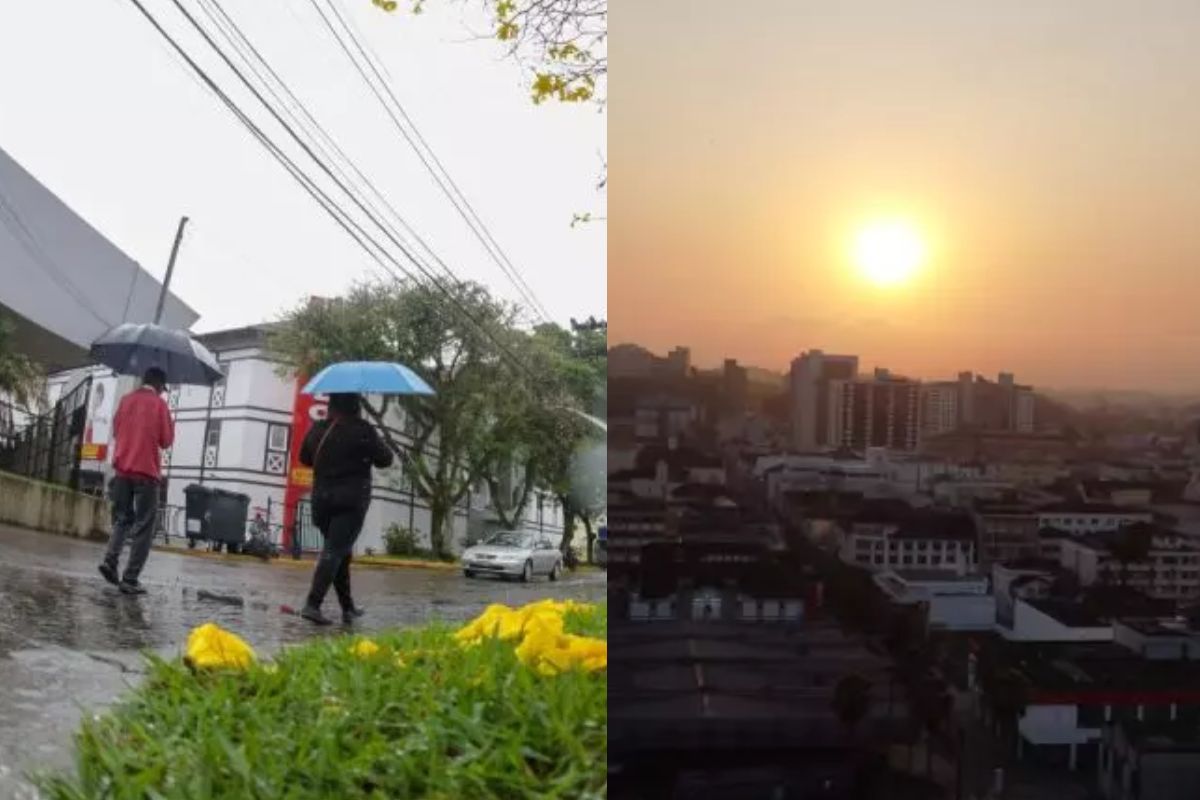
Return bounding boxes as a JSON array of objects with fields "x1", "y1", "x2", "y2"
[{"x1": 610, "y1": 1, "x2": 1200, "y2": 393}]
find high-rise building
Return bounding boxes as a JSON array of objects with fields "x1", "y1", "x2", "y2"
[
  {"x1": 928, "y1": 371, "x2": 1035, "y2": 436},
  {"x1": 789, "y1": 350, "x2": 858, "y2": 450},
  {"x1": 920, "y1": 382, "x2": 960, "y2": 438},
  {"x1": 830, "y1": 371, "x2": 921, "y2": 452}
]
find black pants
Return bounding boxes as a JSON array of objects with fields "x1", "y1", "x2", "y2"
[
  {"x1": 103, "y1": 475, "x2": 159, "y2": 583},
  {"x1": 305, "y1": 499, "x2": 367, "y2": 611}
]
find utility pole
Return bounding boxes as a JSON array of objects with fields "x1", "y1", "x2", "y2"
[{"x1": 154, "y1": 216, "x2": 189, "y2": 325}]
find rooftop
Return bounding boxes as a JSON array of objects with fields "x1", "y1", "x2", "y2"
[{"x1": 1038, "y1": 501, "x2": 1153, "y2": 515}]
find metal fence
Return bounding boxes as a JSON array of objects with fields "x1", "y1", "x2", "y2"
[
  {"x1": 155, "y1": 497, "x2": 324, "y2": 557},
  {"x1": 0, "y1": 376, "x2": 92, "y2": 489}
]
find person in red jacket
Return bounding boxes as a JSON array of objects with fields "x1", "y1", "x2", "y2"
[{"x1": 98, "y1": 367, "x2": 175, "y2": 595}]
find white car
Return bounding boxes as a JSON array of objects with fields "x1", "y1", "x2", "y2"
[{"x1": 461, "y1": 531, "x2": 563, "y2": 582}]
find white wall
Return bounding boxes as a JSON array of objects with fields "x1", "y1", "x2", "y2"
[
  {"x1": 1020, "y1": 704, "x2": 1099, "y2": 746},
  {"x1": 1007, "y1": 598, "x2": 1112, "y2": 642}
]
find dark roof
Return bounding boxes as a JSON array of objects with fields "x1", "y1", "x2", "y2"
[
  {"x1": 609, "y1": 468, "x2": 657, "y2": 482},
  {"x1": 1023, "y1": 598, "x2": 1106, "y2": 628},
  {"x1": 671, "y1": 483, "x2": 732, "y2": 501},
  {"x1": 974, "y1": 501, "x2": 1038, "y2": 516},
  {"x1": 893, "y1": 510, "x2": 976, "y2": 542},
  {"x1": 1082, "y1": 479, "x2": 1159, "y2": 493},
  {"x1": 849, "y1": 498, "x2": 914, "y2": 525},
  {"x1": 1037, "y1": 501, "x2": 1153, "y2": 515}
]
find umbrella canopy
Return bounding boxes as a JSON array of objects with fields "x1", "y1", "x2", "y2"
[
  {"x1": 301, "y1": 361, "x2": 435, "y2": 396},
  {"x1": 90, "y1": 323, "x2": 224, "y2": 386}
]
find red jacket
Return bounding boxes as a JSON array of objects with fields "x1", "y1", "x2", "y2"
[{"x1": 112, "y1": 387, "x2": 175, "y2": 481}]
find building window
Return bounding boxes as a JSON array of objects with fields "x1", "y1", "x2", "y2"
[
  {"x1": 267, "y1": 424, "x2": 289, "y2": 453},
  {"x1": 204, "y1": 420, "x2": 222, "y2": 468}
]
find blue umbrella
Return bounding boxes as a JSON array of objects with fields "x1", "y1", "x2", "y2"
[
  {"x1": 90, "y1": 323, "x2": 224, "y2": 386},
  {"x1": 301, "y1": 361, "x2": 435, "y2": 396}
]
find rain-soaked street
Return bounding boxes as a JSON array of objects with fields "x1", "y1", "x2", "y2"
[{"x1": 0, "y1": 525, "x2": 605, "y2": 797}]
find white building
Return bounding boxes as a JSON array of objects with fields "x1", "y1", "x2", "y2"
[
  {"x1": 45, "y1": 324, "x2": 564, "y2": 555},
  {"x1": 1037, "y1": 503, "x2": 1154, "y2": 535},
  {"x1": 837, "y1": 510, "x2": 977, "y2": 574},
  {"x1": 1004, "y1": 597, "x2": 1113, "y2": 642},
  {"x1": 789, "y1": 349, "x2": 858, "y2": 451},
  {"x1": 0, "y1": 144, "x2": 195, "y2": 372},
  {"x1": 1058, "y1": 531, "x2": 1200, "y2": 602},
  {"x1": 873, "y1": 569, "x2": 995, "y2": 631}
]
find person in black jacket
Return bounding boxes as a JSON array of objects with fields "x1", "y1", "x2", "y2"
[{"x1": 298, "y1": 392, "x2": 394, "y2": 625}]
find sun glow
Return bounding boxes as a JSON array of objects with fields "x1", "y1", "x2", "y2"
[{"x1": 852, "y1": 219, "x2": 926, "y2": 287}]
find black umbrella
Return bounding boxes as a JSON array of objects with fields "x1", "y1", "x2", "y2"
[{"x1": 90, "y1": 323, "x2": 224, "y2": 386}]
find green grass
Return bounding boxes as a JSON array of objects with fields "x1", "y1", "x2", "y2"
[{"x1": 39, "y1": 606, "x2": 607, "y2": 799}]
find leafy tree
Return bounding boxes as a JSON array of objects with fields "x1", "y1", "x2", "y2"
[
  {"x1": 272, "y1": 279, "x2": 522, "y2": 558},
  {"x1": 373, "y1": 0, "x2": 606, "y2": 108},
  {"x1": 491, "y1": 321, "x2": 604, "y2": 561},
  {"x1": 832, "y1": 673, "x2": 872, "y2": 741},
  {"x1": 372, "y1": 0, "x2": 608, "y2": 212},
  {"x1": 0, "y1": 316, "x2": 43, "y2": 412}
]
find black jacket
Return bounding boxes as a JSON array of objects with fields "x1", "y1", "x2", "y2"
[{"x1": 299, "y1": 416, "x2": 394, "y2": 506}]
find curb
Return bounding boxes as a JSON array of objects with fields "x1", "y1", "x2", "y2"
[{"x1": 151, "y1": 545, "x2": 460, "y2": 572}]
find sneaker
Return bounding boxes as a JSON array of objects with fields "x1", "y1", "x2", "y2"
[
  {"x1": 98, "y1": 563, "x2": 119, "y2": 586},
  {"x1": 300, "y1": 606, "x2": 334, "y2": 626},
  {"x1": 342, "y1": 606, "x2": 366, "y2": 625},
  {"x1": 118, "y1": 580, "x2": 148, "y2": 596}
]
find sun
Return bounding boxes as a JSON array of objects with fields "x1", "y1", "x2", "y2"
[{"x1": 851, "y1": 219, "x2": 926, "y2": 287}]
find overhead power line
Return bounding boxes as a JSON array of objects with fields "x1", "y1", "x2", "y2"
[
  {"x1": 309, "y1": 0, "x2": 554, "y2": 323},
  {"x1": 123, "y1": 0, "x2": 539, "y2": 382},
  {"x1": 193, "y1": 0, "x2": 468, "y2": 299}
]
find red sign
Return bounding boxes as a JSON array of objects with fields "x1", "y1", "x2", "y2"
[{"x1": 282, "y1": 378, "x2": 327, "y2": 549}]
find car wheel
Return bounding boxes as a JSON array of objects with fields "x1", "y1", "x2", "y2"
[
  {"x1": 463, "y1": 569, "x2": 475, "y2": 579},
  {"x1": 549, "y1": 560, "x2": 562, "y2": 582},
  {"x1": 520, "y1": 560, "x2": 533, "y2": 583}
]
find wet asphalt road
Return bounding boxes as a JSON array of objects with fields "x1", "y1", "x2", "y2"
[{"x1": 0, "y1": 524, "x2": 605, "y2": 797}]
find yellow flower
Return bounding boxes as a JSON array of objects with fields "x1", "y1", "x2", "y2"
[
  {"x1": 515, "y1": 626, "x2": 607, "y2": 676},
  {"x1": 183, "y1": 623, "x2": 256, "y2": 671},
  {"x1": 351, "y1": 639, "x2": 382, "y2": 659}
]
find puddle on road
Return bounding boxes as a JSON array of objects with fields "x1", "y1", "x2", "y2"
[{"x1": 0, "y1": 527, "x2": 605, "y2": 795}]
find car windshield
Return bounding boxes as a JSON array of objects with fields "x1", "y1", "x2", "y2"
[{"x1": 484, "y1": 532, "x2": 531, "y2": 549}]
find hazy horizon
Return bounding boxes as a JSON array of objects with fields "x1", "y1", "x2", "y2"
[{"x1": 611, "y1": 0, "x2": 1200, "y2": 393}]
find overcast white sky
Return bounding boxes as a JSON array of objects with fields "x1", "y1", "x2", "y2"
[{"x1": 0, "y1": 0, "x2": 605, "y2": 333}]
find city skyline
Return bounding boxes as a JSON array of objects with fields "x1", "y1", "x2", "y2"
[
  {"x1": 611, "y1": 339, "x2": 1200, "y2": 400},
  {"x1": 611, "y1": 0, "x2": 1200, "y2": 393}
]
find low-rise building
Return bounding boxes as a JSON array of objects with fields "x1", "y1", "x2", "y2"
[
  {"x1": 1097, "y1": 720, "x2": 1200, "y2": 800},
  {"x1": 873, "y1": 569, "x2": 994, "y2": 631},
  {"x1": 1005, "y1": 598, "x2": 1115, "y2": 643},
  {"x1": 1058, "y1": 530, "x2": 1200, "y2": 602},
  {"x1": 838, "y1": 507, "x2": 977, "y2": 573},
  {"x1": 1037, "y1": 502, "x2": 1155, "y2": 535},
  {"x1": 992, "y1": 561, "x2": 1060, "y2": 626}
]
